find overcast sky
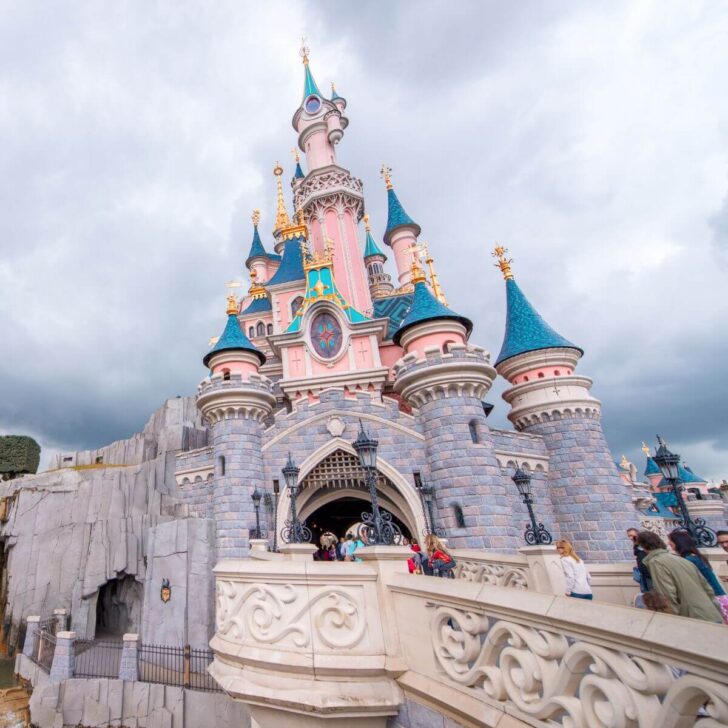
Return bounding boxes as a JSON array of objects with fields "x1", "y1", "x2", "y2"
[{"x1": 1, "y1": 1, "x2": 726, "y2": 480}]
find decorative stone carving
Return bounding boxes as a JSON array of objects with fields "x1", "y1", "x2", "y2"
[
  {"x1": 326, "y1": 416, "x2": 346, "y2": 438},
  {"x1": 455, "y1": 560, "x2": 528, "y2": 589}
]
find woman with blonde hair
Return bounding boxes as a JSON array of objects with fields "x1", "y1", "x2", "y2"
[
  {"x1": 424, "y1": 534, "x2": 456, "y2": 578},
  {"x1": 556, "y1": 539, "x2": 593, "y2": 600}
]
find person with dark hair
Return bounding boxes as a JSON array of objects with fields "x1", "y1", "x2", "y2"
[
  {"x1": 627, "y1": 528, "x2": 652, "y2": 593},
  {"x1": 636, "y1": 530, "x2": 722, "y2": 623},
  {"x1": 642, "y1": 591, "x2": 673, "y2": 613},
  {"x1": 717, "y1": 530, "x2": 728, "y2": 555}
]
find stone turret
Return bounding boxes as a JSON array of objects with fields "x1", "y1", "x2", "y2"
[
  {"x1": 393, "y1": 261, "x2": 518, "y2": 550},
  {"x1": 362, "y1": 214, "x2": 394, "y2": 299},
  {"x1": 198, "y1": 295, "x2": 275, "y2": 558},
  {"x1": 492, "y1": 247, "x2": 634, "y2": 561}
]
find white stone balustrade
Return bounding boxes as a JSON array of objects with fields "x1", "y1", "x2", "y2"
[{"x1": 211, "y1": 547, "x2": 728, "y2": 727}]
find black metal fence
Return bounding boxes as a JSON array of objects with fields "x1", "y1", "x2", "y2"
[
  {"x1": 74, "y1": 639, "x2": 123, "y2": 678},
  {"x1": 138, "y1": 643, "x2": 220, "y2": 693}
]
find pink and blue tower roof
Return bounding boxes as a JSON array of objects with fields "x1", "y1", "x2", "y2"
[
  {"x1": 203, "y1": 304, "x2": 265, "y2": 368},
  {"x1": 383, "y1": 183, "x2": 421, "y2": 246}
]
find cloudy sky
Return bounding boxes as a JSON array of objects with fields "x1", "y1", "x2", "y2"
[{"x1": 1, "y1": 1, "x2": 727, "y2": 480}]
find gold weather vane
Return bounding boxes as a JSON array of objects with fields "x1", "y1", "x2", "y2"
[
  {"x1": 492, "y1": 245, "x2": 514, "y2": 281},
  {"x1": 252, "y1": 209, "x2": 261, "y2": 227},
  {"x1": 300, "y1": 37, "x2": 310, "y2": 65},
  {"x1": 641, "y1": 442, "x2": 651, "y2": 457},
  {"x1": 408, "y1": 242, "x2": 426, "y2": 284},
  {"x1": 380, "y1": 164, "x2": 393, "y2": 190},
  {"x1": 363, "y1": 214, "x2": 371, "y2": 232},
  {"x1": 273, "y1": 162, "x2": 292, "y2": 232},
  {"x1": 225, "y1": 280, "x2": 241, "y2": 315},
  {"x1": 422, "y1": 242, "x2": 448, "y2": 305}
]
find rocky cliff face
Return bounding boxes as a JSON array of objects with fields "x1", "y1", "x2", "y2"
[{"x1": 0, "y1": 398, "x2": 209, "y2": 649}]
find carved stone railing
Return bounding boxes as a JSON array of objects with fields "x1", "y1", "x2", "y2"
[{"x1": 452, "y1": 549, "x2": 530, "y2": 589}]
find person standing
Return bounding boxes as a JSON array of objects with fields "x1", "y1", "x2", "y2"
[
  {"x1": 556, "y1": 539, "x2": 593, "y2": 600},
  {"x1": 627, "y1": 527, "x2": 652, "y2": 593},
  {"x1": 636, "y1": 531, "x2": 723, "y2": 623}
]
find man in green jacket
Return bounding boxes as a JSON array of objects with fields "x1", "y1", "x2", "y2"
[{"x1": 637, "y1": 531, "x2": 723, "y2": 623}]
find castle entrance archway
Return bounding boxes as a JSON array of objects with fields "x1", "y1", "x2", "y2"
[{"x1": 276, "y1": 440, "x2": 426, "y2": 544}]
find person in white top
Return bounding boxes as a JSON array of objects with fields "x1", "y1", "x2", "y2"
[{"x1": 556, "y1": 539, "x2": 593, "y2": 600}]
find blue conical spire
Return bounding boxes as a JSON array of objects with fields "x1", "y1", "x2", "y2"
[
  {"x1": 495, "y1": 277, "x2": 582, "y2": 366},
  {"x1": 302, "y1": 59, "x2": 322, "y2": 101},
  {"x1": 245, "y1": 212, "x2": 268, "y2": 267},
  {"x1": 393, "y1": 280, "x2": 472, "y2": 346},
  {"x1": 203, "y1": 308, "x2": 265, "y2": 368},
  {"x1": 294, "y1": 161, "x2": 304, "y2": 179},
  {"x1": 362, "y1": 215, "x2": 386, "y2": 260},
  {"x1": 381, "y1": 168, "x2": 421, "y2": 246}
]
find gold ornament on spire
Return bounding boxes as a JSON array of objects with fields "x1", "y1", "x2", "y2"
[
  {"x1": 641, "y1": 442, "x2": 651, "y2": 457},
  {"x1": 300, "y1": 37, "x2": 310, "y2": 65},
  {"x1": 248, "y1": 269, "x2": 267, "y2": 299},
  {"x1": 225, "y1": 280, "x2": 240, "y2": 315},
  {"x1": 291, "y1": 148, "x2": 300, "y2": 164},
  {"x1": 492, "y1": 245, "x2": 514, "y2": 281},
  {"x1": 408, "y1": 242, "x2": 426, "y2": 284},
  {"x1": 252, "y1": 209, "x2": 261, "y2": 227},
  {"x1": 303, "y1": 237, "x2": 335, "y2": 272},
  {"x1": 380, "y1": 164, "x2": 393, "y2": 190},
  {"x1": 331, "y1": 81, "x2": 336, "y2": 94},
  {"x1": 422, "y1": 242, "x2": 448, "y2": 305},
  {"x1": 363, "y1": 214, "x2": 371, "y2": 232},
  {"x1": 273, "y1": 162, "x2": 292, "y2": 232}
]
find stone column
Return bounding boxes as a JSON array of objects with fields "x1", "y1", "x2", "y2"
[
  {"x1": 119, "y1": 633, "x2": 139, "y2": 681},
  {"x1": 518, "y1": 545, "x2": 566, "y2": 595},
  {"x1": 50, "y1": 631, "x2": 76, "y2": 682},
  {"x1": 53, "y1": 608, "x2": 69, "y2": 633},
  {"x1": 22, "y1": 616, "x2": 40, "y2": 658}
]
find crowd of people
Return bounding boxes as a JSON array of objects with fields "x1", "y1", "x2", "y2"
[{"x1": 311, "y1": 525, "x2": 728, "y2": 624}]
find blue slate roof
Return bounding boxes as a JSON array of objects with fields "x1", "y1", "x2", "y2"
[
  {"x1": 658, "y1": 464, "x2": 707, "y2": 487},
  {"x1": 383, "y1": 187, "x2": 421, "y2": 245},
  {"x1": 495, "y1": 278, "x2": 582, "y2": 366},
  {"x1": 245, "y1": 225, "x2": 268, "y2": 266},
  {"x1": 372, "y1": 292, "x2": 414, "y2": 340},
  {"x1": 294, "y1": 162, "x2": 304, "y2": 179},
  {"x1": 644, "y1": 456, "x2": 661, "y2": 476},
  {"x1": 364, "y1": 230, "x2": 386, "y2": 259},
  {"x1": 266, "y1": 235, "x2": 305, "y2": 286},
  {"x1": 203, "y1": 313, "x2": 265, "y2": 367},
  {"x1": 240, "y1": 295, "x2": 272, "y2": 315},
  {"x1": 393, "y1": 281, "x2": 472, "y2": 346},
  {"x1": 641, "y1": 491, "x2": 678, "y2": 519},
  {"x1": 267, "y1": 252, "x2": 282, "y2": 262},
  {"x1": 303, "y1": 63, "x2": 321, "y2": 100}
]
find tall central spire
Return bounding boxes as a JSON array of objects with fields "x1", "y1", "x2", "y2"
[{"x1": 273, "y1": 162, "x2": 292, "y2": 233}]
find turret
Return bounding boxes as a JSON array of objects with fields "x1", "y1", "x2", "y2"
[
  {"x1": 245, "y1": 210, "x2": 270, "y2": 283},
  {"x1": 492, "y1": 246, "x2": 634, "y2": 561},
  {"x1": 198, "y1": 294, "x2": 275, "y2": 559},
  {"x1": 292, "y1": 44, "x2": 346, "y2": 172},
  {"x1": 393, "y1": 256, "x2": 516, "y2": 550},
  {"x1": 362, "y1": 214, "x2": 394, "y2": 298},
  {"x1": 330, "y1": 82, "x2": 347, "y2": 115},
  {"x1": 381, "y1": 166, "x2": 422, "y2": 287}
]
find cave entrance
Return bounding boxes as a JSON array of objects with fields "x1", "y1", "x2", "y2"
[{"x1": 95, "y1": 575, "x2": 143, "y2": 639}]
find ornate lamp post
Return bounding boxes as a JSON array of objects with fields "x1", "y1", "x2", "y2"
[
  {"x1": 250, "y1": 487, "x2": 266, "y2": 540},
  {"x1": 512, "y1": 467, "x2": 552, "y2": 545},
  {"x1": 281, "y1": 453, "x2": 311, "y2": 544},
  {"x1": 653, "y1": 436, "x2": 716, "y2": 547},
  {"x1": 415, "y1": 479, "x2": 444, "y2": 537},
  {"x1": 271, "y1": 479, "x2": 280, "y2": 552},
  {"x1": 352, "y1": 421, "x2": 399, "y2": 545}
]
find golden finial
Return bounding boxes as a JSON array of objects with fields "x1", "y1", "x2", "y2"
[
  {"x1": 291, "y1": 148, "x2": 300, "y2": 164},
  {"x1": 492, "y1": 245, "x2": 514, "y2": 281},
  {"x1": 380, "y1": 164, "x2": 393, "y2": 190},
  {"x1": 300, "y1": 37, "x2": 310, "y2": 65},
  {"x1": 641, "y1": 442, "x2": 651, "y2": 457},
  {"x1": 248, "y1": 269, "x2": 267, "y2": 299},
  {"x1": 408, "y1": 242, "x2": 426, "y2": 284},
  {"x1": 363, "y1": 214, "x2": 371, "y2": 232},
  {"x1": 331, "y1": 81, "x2": 336, "y2": 94},
  {"x1": 225, "y1": 280, "x2": 240, "y2": 315},
  {"x1": 252, "y1": 209, "x2": 261, "y2": 227},
  {"x1": 422, "y1": 242, "x2": 448, "y2": 305},
  {"x1": 273, "y1": 161, "x2": 292, "y2": 232}
]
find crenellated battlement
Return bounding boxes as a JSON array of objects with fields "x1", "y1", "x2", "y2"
[{"x1": 197, "y1": 372, "x2": 276, "y2": 425}]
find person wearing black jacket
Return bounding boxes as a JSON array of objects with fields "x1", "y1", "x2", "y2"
[{"x1": 627, "y1": 528, "x2": 652, "y2": 593}]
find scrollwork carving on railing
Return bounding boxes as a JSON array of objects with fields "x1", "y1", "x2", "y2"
[
  {"x1": 216, "y1": 580, "x2": 366, "y2": 650},
  {"x1": 430, "y1": 604, "x2": 726, "y2": 727},
  {"x1": 454, "y1": 560, "x2": 528, "y2": 589}
]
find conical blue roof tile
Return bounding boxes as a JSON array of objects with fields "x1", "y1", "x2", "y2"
[
  {"x1": 383, "y1": 187, "x2": 421, "y2": 245},
  {"x1": 364, "y1": 230, "x2": 386, "y2": 259},
  {"x1": 203, "y1": 313, "x2": 265, "y2": 367},
  {"x1": 267, "y1": 235, "x2": 305, "y2": 286},
  {"x1": 245, "y1": 225, "x2": 268, "y2": 267}
]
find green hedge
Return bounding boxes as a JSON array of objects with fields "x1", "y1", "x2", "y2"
[{"x1": 0, "y1": 435, "x2": 41, "y2": 478}]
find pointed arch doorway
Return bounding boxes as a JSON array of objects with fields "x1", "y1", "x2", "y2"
[{"x1": 276, "y1": 440, "x2": 426, "y2": 545}]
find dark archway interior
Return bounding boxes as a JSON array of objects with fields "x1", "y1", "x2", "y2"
[
  {"x1": 95, "y1": 575, "x2": 143, "y2": 638},
  {"x1": 307, "y1": 496, "x2": 411, "y2": 545}
]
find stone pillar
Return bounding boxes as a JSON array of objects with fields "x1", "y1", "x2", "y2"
[
  {"x1": 22, "y1": 616, "x2": 40, "y2": 658},
  {"x1": 119, "y1": 633, "x2": 139, "y2": 681},
  {"x1": 50, "y1": 631, "x2": 76, "y2": 682},
  {"x1": 395, "y1": 347, "x2": 520, "y2": 551},
  {"x1": 249, "y1": 538, "x2": 270, "y2": 553},
  {"x1": 53, "y1": 608, "x2": 69, "y2": 633},
  {"x1": 518, "y1": 545, "x2": 566, "y2": 595}
]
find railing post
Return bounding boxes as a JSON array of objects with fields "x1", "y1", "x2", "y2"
[
  {"x1": 183, "y1": 644, "x2": 191, "y2": 688},
  {"x1": 22, "y1": 616, "x2": 40, "y2": 659},
  {"x1": 518, "y1": 545, "x2": 566, "y2": 595},
  {"x1": 53, "y1": 608, "x2": 69, "y2": 633},
  {"x1": 50, "y1": 631, "x2": 76, "y2": 682},
  {"x1": 119, "y1": 633, "x2": 139, "y2": 681}
]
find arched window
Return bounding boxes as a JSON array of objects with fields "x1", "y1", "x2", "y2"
[
  {"x1": 218, "y1": 455, "x2": 225, "y2": 477},
  {"x1": 452, "y1": 503, "x2": 466, "y2": 528},
  {"x1": 266, "y1": 323, "x2": 273, "y2": 335},
  {"x1": 290, "y1": 296, "x2": 304, "y2": 319},
  {"x1": 248, "y1": 326, "x2": 254, "y2": 338},
  {"x1": 468, "y1": 420, "x2": 479, "y2": 444},
  {"x1": 222, "y1": 368, "x2": 231, "y2": 381},
  {"x1": 256, "y1": 321, "x2": 265, "y2": 337}
]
